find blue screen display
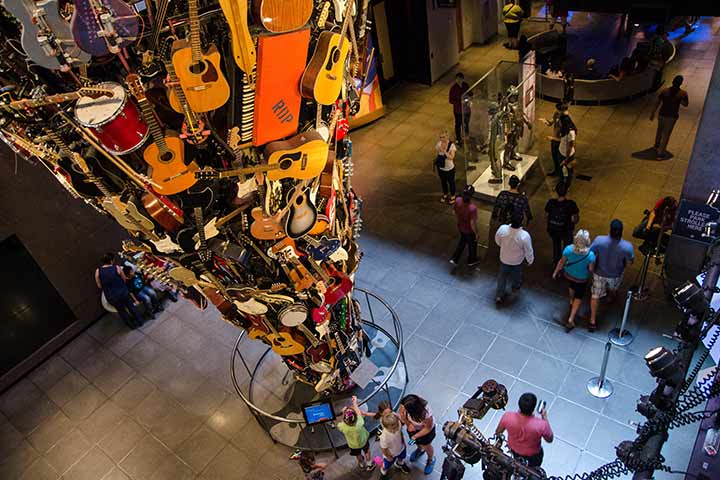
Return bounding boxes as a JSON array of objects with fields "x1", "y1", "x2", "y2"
[{"x1": 303, "y1": 402, "x2": 334, "y2": 425}]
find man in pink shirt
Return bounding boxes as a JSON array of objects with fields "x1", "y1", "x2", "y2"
[{"x1": 495, "y1": 393, "x2": 553, "y2": 467}]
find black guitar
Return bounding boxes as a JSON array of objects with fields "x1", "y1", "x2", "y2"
[{"x1": 176, "y1": 187, "x2": 214, "y2": 262}]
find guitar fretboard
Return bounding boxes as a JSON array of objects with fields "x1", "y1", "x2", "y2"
[
  {"x1": 188, "y1": 0, "x2": 202, "y2": 63},
  {"x1": 137, "y1": 99, "x2": 170, "y2": 154}
]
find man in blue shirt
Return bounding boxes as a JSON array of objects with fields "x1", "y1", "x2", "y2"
[{"x1": 590, "y1": 219, "x2": 634, "y2": 328}]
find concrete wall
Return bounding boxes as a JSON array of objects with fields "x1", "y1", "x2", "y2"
[
  {"x1": 461, "y1": 0, "x2": 499, "y2": 47},
  {"x1": 427, "y1": 0, "x2": 460, "y2": 83}
]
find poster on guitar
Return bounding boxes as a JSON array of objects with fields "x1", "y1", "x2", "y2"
[{"x1": 350, "y1": 36, "x2": 385, "y2": 129}]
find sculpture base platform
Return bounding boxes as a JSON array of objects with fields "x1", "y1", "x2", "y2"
[{"x1": 472, "y1": 153, "x2": 538, "y2": 202}]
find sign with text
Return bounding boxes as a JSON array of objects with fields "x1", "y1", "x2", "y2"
[{"x1": 674, "y1": 200, "x2": 720, "y2": 242}]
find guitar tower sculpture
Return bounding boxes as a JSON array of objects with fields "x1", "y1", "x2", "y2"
[{"x1": 0, "y1": 0, "x2": 373, "y2": 394}]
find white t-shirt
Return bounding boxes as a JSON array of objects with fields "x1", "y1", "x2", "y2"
[
  {"x1": 435, "y1": 141, "x2": 457, "y2": 171},
  {"x1": 379, "y1": 428, "x2": 405, "y2": 458},
  {"x1": 559, "y1": 129, "x2": 576, "y2": 157}
]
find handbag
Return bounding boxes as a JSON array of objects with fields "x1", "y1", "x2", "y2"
[{"x1": 434, "y1": 154, "x2": 446, "y2": 170}]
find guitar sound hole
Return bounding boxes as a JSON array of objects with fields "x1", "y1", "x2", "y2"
[
  {"x1": 189, "y1": 61, "x2": 208, "y2": 75},
  {"x1": 279, "y1": 158, "x2": 293, "y2": 170},
  {"x1": 325, "y1": 47, "x2": 339, "y2": 71},
  {"x1": 160, "y1": 152, "x2": 174, "y2": 163}
]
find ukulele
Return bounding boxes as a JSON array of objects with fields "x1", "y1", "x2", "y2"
[
  {"x1": 171, "y1": 0, "x2": 231, "y2": 112},
  {"x1": 159, "y1": 36, "x2": 208, "y2": 146},
  {"x1": 263, "y1": 131, "x2": 328, "y2": 181},
  {"x1": 70, "y1": 0, "x2": 139, "y2": 56},
  {"x1": 219, "y1": 0, "x2": 256, "y2": 76},
  {"x1": 126, "y1": 74, "x2": 199, "y2": 195},
  {"x1": 252, "y1": 0, "x2": 313, "y2": 33},
  {"x1": 300, "y1": 8, "x2": 353, "y2": 105}
]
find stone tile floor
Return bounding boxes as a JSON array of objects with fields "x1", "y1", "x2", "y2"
[{"x1": 2, "y1": 13, "x2": 720, "y2": 480}]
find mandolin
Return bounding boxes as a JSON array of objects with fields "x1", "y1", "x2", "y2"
[
  {"x1": 300, "y1": 11, "x2": 352, "y2": 105},
  {"x1": 2, "y1": 0, "x2": 91, "y2": 71},
  {"x1": 126, "y1": 74, "x2": 198, "y2": 195},
  {"x1": 70, "y1": 0, "x2": 139, "y2": 56},
  {"x1": 263, "y1": 131, "x2": 328, "y2": 181},
  {"x1": 252, "y1": 0, "x2": 313, "y2": 33},
  {"x1": 171, "y1": 0, "x2": 230, "y2": 113},
  {"x1": 219, "y1": 0, "x2": 256, "y2": 76}
]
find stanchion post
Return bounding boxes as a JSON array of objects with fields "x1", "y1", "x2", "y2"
[
  {"x1": 587, "y1": 341, "x2": 614, "y2": 398},
  {"x1": 609, "y1": 290, "x2": 635, "y2": 346}
]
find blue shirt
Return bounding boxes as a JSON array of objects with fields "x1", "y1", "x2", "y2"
[
  {"x1": 590, "y1": 235, "x2": 634, "y2": 278},
  {"x1": 562, "y1": 246, "x2": 595, "y2": 281}
]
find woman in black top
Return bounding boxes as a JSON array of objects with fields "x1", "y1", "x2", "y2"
[
  {"x1": 492, "y1": 175, "x2": 533, "y2": 226},
  {"x1": 545, "y1": 181, "x2": 579, "y2": 265}
]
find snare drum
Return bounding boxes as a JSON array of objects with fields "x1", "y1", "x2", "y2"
[
  {"x1": 279, "y1": 304, "x2": 309, "y2": 327},
  {"x1": 74, "y1": 82, "x2": 148, "y2": 155}
]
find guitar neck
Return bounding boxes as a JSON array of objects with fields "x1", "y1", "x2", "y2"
[
  {"x1": 188, "y1": 0, "x2": 203, "y2": 63},
  {"x1": 215, "y1": 164, "x2": 279, "y2": 179},
  {"x1": 137, "y1": 98, "x2": 170, "y2": 153},
  {"x1": 164, "y1": 60, "x2": 197, "y2": 124}
]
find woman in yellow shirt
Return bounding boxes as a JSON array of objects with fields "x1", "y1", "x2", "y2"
[{"x1": 503, "y1": 0, "x2": 524, "y2": 49}]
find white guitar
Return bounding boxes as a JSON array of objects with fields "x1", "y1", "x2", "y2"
[{"x1": 333, "y1": 0, "x2": 357, "y2": 22}]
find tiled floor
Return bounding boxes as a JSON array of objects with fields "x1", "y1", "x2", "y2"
[{"x1": 2, "y1": 14, "x2": 720, "y2": 480}]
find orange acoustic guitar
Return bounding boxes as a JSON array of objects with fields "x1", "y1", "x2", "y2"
[
  {"x1": 250, "y1": 180, "x2": 308, "y2": 240},
  {"x1": 252, "y1": 0, "x2": 313, "y2": 33},
  {"x1": 171, "y1": 0, "x2": 230, "y2": 112},
  {"x1": 126, "y1": 74, "x2": 198, "y2": 195},
  {"x1": 263, "y1": 131, "x2": 328, "y2": 181},
  {"x1": 300, "y1": 8, "x2": 352, "y2": 105}
]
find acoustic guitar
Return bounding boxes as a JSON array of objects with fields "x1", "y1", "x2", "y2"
[
  {"x1": 300, "y1": 11, "x2": 353, "y2": 105},
  {"x1": 264, "y1": 131, "x2": 328, "y2": 181},
  {"x1": 171, "y1": 0, "x2": 230, "y2": 112},
  {"x1": 285, "y1": 185, "x2": 318, "y2": 239},
  {"x1": 252, "y1": 0, "x2": 313, "y2": 33},
  {"x1": 126, "y1": 74, "x2": 199, "y2": 195},
  {"x1": 249, "y1": 181, "x2": 308, "y2": 240}
]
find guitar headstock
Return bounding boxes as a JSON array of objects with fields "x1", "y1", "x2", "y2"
[
  {"x1": 125, "y1": 74, "x2": 146, "y2": 101},
  {"x1": 194, "y1": 167, "x2": 219, "y2": 180},
  {"x1": 227, "y1": 126, "x2": 241, "y2": 151},
  {"x1": 78, "y1": 86, "x2": 114, "y2": 99},
  {"x1": 121, "y1": 240, "x2": 152, "y2": 254},
  {"x1": 70, "y1": 152, "x2": 90, "y2": 174}
]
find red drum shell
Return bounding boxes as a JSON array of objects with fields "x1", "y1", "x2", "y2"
[{"x1": 91, "y1": 100, "x2": 149, "y2": 155}]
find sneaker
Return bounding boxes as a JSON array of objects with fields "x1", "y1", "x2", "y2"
[
  {"x1": 380, "y1": 473, "x2": 389, "y2": 480},
  {"x1": 495, "y1": 296, "x2": 503, "y2": 304},
  {"x1": 365, "y1": 464, "x2": 376, "y2": 472},
  {"x1": 440, "y1": 195, "x2": 447, "y2": 203},
  {"x1": 398, "y1": 463, "x2": 411, "y2": 474},
  {"x1": 409, "y1": 448, "x2": 425, "y2": 462},
  {"x1": 447, "y1": 196, "x2": 455, "y2": 204},
  {"x1": 467, "y1": 260, "x2": 481, "y2": 267},
  {"x1": 449, "y1": 259, "x2": 457, "y2": 265},
  {"x1": 424, "y1": 458, "x2": 436, "y2": 475}
]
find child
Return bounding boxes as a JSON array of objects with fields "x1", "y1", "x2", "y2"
[
  {"x1": 373, "y1": 400, "x2": 393, "y2": 440},
  {"x1": 122, "y1": 265, "x2": 163, "y2": 319},
  {"x1": 291, "y1": 450, "x2": 326, "y2": 480},
  {"x1": 379, "y1": 412, "x2": 410, "y2": 478},
  {"x1": 337, "y1": 395, "x2": 375, "y2": 471}
]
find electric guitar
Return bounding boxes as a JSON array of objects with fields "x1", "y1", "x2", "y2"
[
  {"x1": 176, "y1": 187, "x2": 214, "y2": 260},
  {"x1": 264, "y1": 131, "x2": 329, "y2": 181},
  {"x1": 126, "y1": 74, "x2": 198, "y2": 195},
  {"x1": 2, "y1": 0, "x2": 91, "y2": 70},
  {"x1": 300, "y1": 10, "x2": 352, "y2": 105},
  {"x1": 70, "y1": 0, "x2": 139, "y2": 56},
  {"x1": 252, "y1": 0, "x2": 313, "y2": 33},
  {"x1": 332, "y1": 0, "x2": 357, "y2": 22},
  {"x1": 249, "y1": 181, "x2": 308, "y2": 240},
  {"x1": 171, "y1": 0, "x2": 231, "y2": 112},
  {"x1": 219, "y1": 0, "x2": 256, "y2": 76},
  {"x1": 1, "y1": 86, "x2": 114, "y2": 112}
]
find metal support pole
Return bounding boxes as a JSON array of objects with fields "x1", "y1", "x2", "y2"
[
  {"x1": 587, "y1": 341, "x2": 614, "y2": 398},
  {"x1": 609, "y1": 290, "x2": 635, "y2": 346},
  {"x1": 634, "y1": 250, "x2": 653, "y2": 301},
  {"x1": 322, "y1": 424, "x2": 339, "y2": 459}
]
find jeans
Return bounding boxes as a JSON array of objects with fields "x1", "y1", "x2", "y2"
[
  {"x1": 550, "y1": 140, "x2": 561, "y2": 174},
  {"x1": 654, "y1": 115, "x2": 677, "y2": 154},
  {"x1": 452, "y1": 232, "x2": 478, "y2": 264},
  {"x1": 438, "y1": 168, "x2": 456, "y2": 196},
  {"x1": 559, "y1": 153, "x2": 574, "y2": 189},
  {"x1": 137, "y1": 286, "x2": 160, "y2": 313},
  {"x1": 454, "y1": 112, "x2": 470, "y2": 141},
  {"x1": 496, "y1": 262, "x2": 523, "y2": 298},
  {"x1": 108, "y1": 294, "x2": 144, "y2": 329},
  {"x1": 549, "y1": 229, "x2": 573, "y2": 265},
  {"x1": 512, "y1": 447, "x2": 544, "y2": 468}
]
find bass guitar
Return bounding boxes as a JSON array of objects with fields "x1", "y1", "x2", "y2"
[
  {"x1": 252, "y1": 0, "x2": 313, "y2": 33},
  {"x1": 2, "y1": 0, "x2": 91, "y2": 70},
  {"x1": 126, "y1": 74, "x2": 198, "y2": 195},
  {"x1": 264, "y1": 131, "x2": 328, "y2": 181},
  {"x1": 300, "y1": 10, "x2": 352, "y2": 105},
  {"x1": 70, "y1": 0, "x2": 139, "y2": 56},
  {"x1": 171, "y1": 0, "x2": 231, "y2": 112}
]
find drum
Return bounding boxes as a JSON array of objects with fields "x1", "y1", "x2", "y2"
[
  {"x1": 279, "y1": 304, "x2": 309, "y2": 327},
  {"x1": 74, "y1": 82, "x2": 148, "y2": 155}
]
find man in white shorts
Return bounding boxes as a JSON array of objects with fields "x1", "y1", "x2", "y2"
[{"x1": 589, "y1": 220, "x2": 634, "y2": 330}]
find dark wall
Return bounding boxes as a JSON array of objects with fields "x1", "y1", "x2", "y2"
[
  {"x1": 0, "y1": 146, "x2": 127, "y2": 390},
  {"x1": 385, "y1": 0, "x2": 432, "y2": 84}
]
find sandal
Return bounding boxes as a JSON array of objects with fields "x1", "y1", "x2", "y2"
[
  {"x1": 588, "y1": 323, "x2": 597, "y2": 332},
  {"x1": 564, "y1": 322, "x2": 576, "y2": 333}
]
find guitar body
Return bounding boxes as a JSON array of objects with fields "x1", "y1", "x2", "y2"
[
  {"x1": 3, "y1": 0, "x2": 91, "y2": 70},
  {"x1": 142, "y1": 133, "x2": 198, "y2": 195},
  {"x1": 219, "y1": 0, "x2": 256, "y2": 74},
  {"x1": 285, "y1": 187, "x2": 317, "y2": 239},
  {"x1": 102, "y1": 197, "x2": 155, "y2": 232},
  {"x1": 141, "y1": 192, "x2": 183, "y2": 233},
  {"x1": 300, "y1": 31, "x2": 350, "y2": 105},
  {"x1": 264, "y1": 131, "x2": 328, "y2": 181},
  {"x1": 71, "y1": 0, "x2": 139, "y2": 56},
  {"x1": 249, "y1": 207, "x2": 284, "y2": 240},
  {"x1": 332, "y1": 0, "x2": 357, "y2": 22},
  {"x1": 323, "y1": 264, "x2": 353, "y2": 305},
  {"x1": 307, "y1": 342, "x2": 330, "y2": 363},
  {"x1": 268, "y1": 330, "x2": 305, "y2": 356},
  {"x1": 253, "y1": 0, "x2": 312, "y2": 33},
  {"x1": 171, "y1": 40, "x2": 230, "y2": 113}
]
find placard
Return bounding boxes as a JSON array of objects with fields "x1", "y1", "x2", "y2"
[{"x1": 674, "y1": 200, "x2": 720, "y2": 242}]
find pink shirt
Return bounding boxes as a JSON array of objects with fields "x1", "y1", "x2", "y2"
[{"x1": 498, "y1": 412, "x2": 553, "y2": 456}]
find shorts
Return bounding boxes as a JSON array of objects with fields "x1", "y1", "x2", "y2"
[
  {"x1": 349, "y1": 439, "x2": 370, "y2": 456},
  {"x1": 591, "y1": 274, "x2": 623, "y2": 299},
  {"x1": 567, "y1": 278, "x2": 588, "y2": 299},
  {"x1": 511, "y1": 447, "x2": 544, "y2": 468},
  {"x1": 411, "y1": 426, "x2": 436, "y2": 446},
  {"x1": 382, "y1": 447, "x2": 407, "y2": 472},
  {"x1": 505, "y1": 22, "x2": 521, "y2": 38}
]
